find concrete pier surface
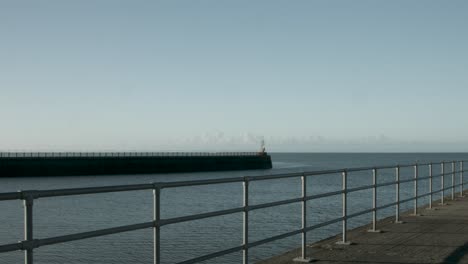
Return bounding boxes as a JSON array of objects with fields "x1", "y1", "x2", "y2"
[{"x1": 259, "y1": 195, "x2": 468, "y2": 264}]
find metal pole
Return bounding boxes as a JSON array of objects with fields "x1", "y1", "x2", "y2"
[
  {"x1": 460, "y1": 161, "x2": 464, "y2": 197},
  {"x1": 294, "y1": 175, "x2": 313, "y2": 262},
  {"x1": 368, "y1": 169, "x2": 380, "y2": 232},
  {"x1": 395, "y1": 166, "x2": 402, "y2": 223},
  {"x1": 452, "y1": 161, "x2": 455, "y2": 200},
  {"x1": 337, "y1": 170, "x2": 351, "y2": 245},
  {"x1": 153, "y1": 186, "x2": 161, "y2": 264},
  {"x1": 24, "y1": 196, "x2": 33, "y2": 264},
  {"x1": 301, "y1": 175, "x2": 307, "y2": 259},
  {"x1": 429, "y1": 163, "x2": 433, "y2": 209},
  {"x1": 243, "y1": 178, "x2": 249, "y2": 264},
  {"x1": 413, "y1": 164, "x2": 418, "y2": 215},
  {"x1": 441, "y1": 162, "x2": 445, "y2": 205}
]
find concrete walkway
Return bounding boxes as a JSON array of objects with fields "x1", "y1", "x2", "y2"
[{"x1": 259, "y1": 195, "x2": 468, "y2": 264}]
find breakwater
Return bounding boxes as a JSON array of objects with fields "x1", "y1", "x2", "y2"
[{"x1": 0, "y1": 152, "x2": 272, "y2": 177}]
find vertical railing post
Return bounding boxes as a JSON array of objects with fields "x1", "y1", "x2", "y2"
[
  {"x1": 294, "y1": 174, "x2": 313, "y2": 262},
  {"x1": 452, "y1": 161, "x2": 455, "y2": 200},
  {"x1": 441, "y1": 162, "x2": 445, "y2": 205},
  {"x1": 428, "y1": 163, "x2": 433, "y2": 209},
  {"x1": 23, "y1": 193, "x2": 34, "y2": 264},
  {"x1": 243, "y1": 177, "x2": 249, "y2": 264},
  {"x1": 153, "y1": 185, "x2": 161, "y2": 264},
  {"x1": 460, "y1": 161, "x2": 464, "y2": 197},
  {"x1": 413, "y1": 164, "x2": 418, "y2": 215},
  {"x1": 368, "y1": 168, "x2": 380, "y2": 233},
  {"x1": 395, "y1": 166, "x2": 403, "y2": 223},
  {"x1": 337, "y1": 170, "x2": 351, "y2": 245},
  {"x1": 301, "y1": 175, "x2": 307, "y2": 259}
]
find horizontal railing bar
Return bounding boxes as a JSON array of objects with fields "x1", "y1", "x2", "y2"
[
  {"x1": 347, "y1": 208, "x2": 374, "y2": 220},
  {"x1": 399, "y1": 178, "x2": 415, "y2": 184},
  {"x1": 36, "y1": 184, "x2": 155, "y2": 198},
  {"x1": 397, "y1": 163, "x2": 419, "y2": 168},
  {"x1": 0, "y1": 242, "x2": 22, "y2": 253},
  {"x1": 346, "y1": 165, "x2": 397, "y2": 172},
  {"x1": 427, "y1": 187, "x2": 451, "y2": 194},
  {"x1": 249, "y1": 197, "x2": 303, "y2": 211},
  {"x1": 306, "y1": 190, "x2": 343, "y2": 201},
  {"x1": 416, "y1": 162, "x2": 463, "y2": 166},
  {"x1": 417, "y1": 175, "x2": 431, "y2": 181},
  {"x1": 413, "y1": 162, "x2": 468, "y2": 167},
  {"x1": 347, "y1": 184, "x2": 374, "y2": 193},
  {"x1": 436, "y1": 170, "x2": 463, "y2": 177},
  {"x1": 0, "y1": 192, "x2": 22, "y2": 201},
  {"x1": 416, "y1": 193, "x2": 430, "y2": 199},
  {"x1": 430, "y1": 170, "x2": 465, "y2": 179},
  {"x1": 248, "y1": 229, "x2": 303, "y2": 248},
  {"x1": 160, "y1": 207, "x2": 244, "y2": 226},
  {"x1": 176, "y1": 245, "x2": 244, "y2": 264},
  {"x1": 370, "y1": 172, "x2": 452, "y2": 188},
  {"x1": 424, "y1": 183, "x2": 464, "y2": 197},
  {"x1": 376, "y1": 201, "x2": 398, "y2": 211},
  {"x1": 305, "y1": 217, "x2": 344, "y2": 232},
  {"x1": 39, "y1": 221, "x2": 154, "y2": 247},
  {"x1": 2, "y1": 170, "x2": 457, "y2": 201},
  {"x1": 248, "y1": 172, "x2": 308, "y2": 181},
  {"x1": 399, "y1": 197, "x2": 415, "y2": 205},
  {"x1": 159, "y1": 177, "x2": 243, "y2": 188},
  {"x1": 444, "y1": 185, "x2": 453, "y2": 191},
  {"x1": 376, "y1": 181, "x2": 396, "y2": 188},
  {"x1": 303, "y1": 169, "x2": 344, "y2": 176}
]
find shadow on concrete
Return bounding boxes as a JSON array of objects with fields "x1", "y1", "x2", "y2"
[{"x1": 443, "y1": 241, "x2": 468, "y2": 264}]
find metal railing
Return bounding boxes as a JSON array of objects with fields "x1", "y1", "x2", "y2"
[
  {"x1": 0, "y1": 152, "x2": 260, "y2": 158},
  {"x1": 0, "y1": 160, "x2": 466, "y2": 264}
]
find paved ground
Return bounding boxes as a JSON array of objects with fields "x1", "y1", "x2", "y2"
[{"x1": 259, "y1": 194, "x2": 468, "y2": 264}]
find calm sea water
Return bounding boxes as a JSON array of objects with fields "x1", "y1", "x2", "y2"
[{"x1": 1, "y1": 153, "x2": 467, "y2": 264}]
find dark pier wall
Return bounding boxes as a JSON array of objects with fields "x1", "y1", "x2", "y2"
[{"x1": 0, "y1": 155, "x2": 273, "y2": 177}]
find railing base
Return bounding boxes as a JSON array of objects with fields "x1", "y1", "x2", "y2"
[
  {"x1": 367, "y1": 229, "x2": 381, "y2": 233},
  {"x1": 393, "y1": 220, "x2": 404, "y2": 224},
  {"x1": 335, "y1": 241, "x2": 352, "y2": 246},
  {"x1": 293, "y1": 257, "x2": 315, "y2": 263}
]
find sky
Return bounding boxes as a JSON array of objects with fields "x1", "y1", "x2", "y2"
[{"x1": 1, "y1": 0, "x2": 468, "y2": 152}]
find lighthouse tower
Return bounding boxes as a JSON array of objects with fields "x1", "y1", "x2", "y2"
[{"x1": 259, "y1": 139, "x2": 266, "y2": 155}]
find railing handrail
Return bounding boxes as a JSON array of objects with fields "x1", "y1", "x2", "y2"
[
  {"x1": 0, "y1": 159, "x2": 467, "y2": 264},
  {"x1": 1, "y1": 161, "x2": 465, "y2": 200}
]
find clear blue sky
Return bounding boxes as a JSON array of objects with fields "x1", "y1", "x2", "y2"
[{"x1": 1, "y1": 1, "x2": 468, "y2": 152}]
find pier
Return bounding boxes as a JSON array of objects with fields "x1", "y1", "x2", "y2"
[
  {"x1": 0, "y1": 152, "x2": 272, "y2": 176},
  {"x1": 0, "y1": 160, "x2": 467, "y2": 263}
]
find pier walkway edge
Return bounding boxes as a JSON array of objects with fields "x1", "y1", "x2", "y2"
[{"x1": 259, "y1": 193, "x2": 468, "y2": 264}]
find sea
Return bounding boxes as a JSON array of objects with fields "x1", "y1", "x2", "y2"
[{"x1": 1, "y1": 153, "x2": 467, "y2": 264}]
